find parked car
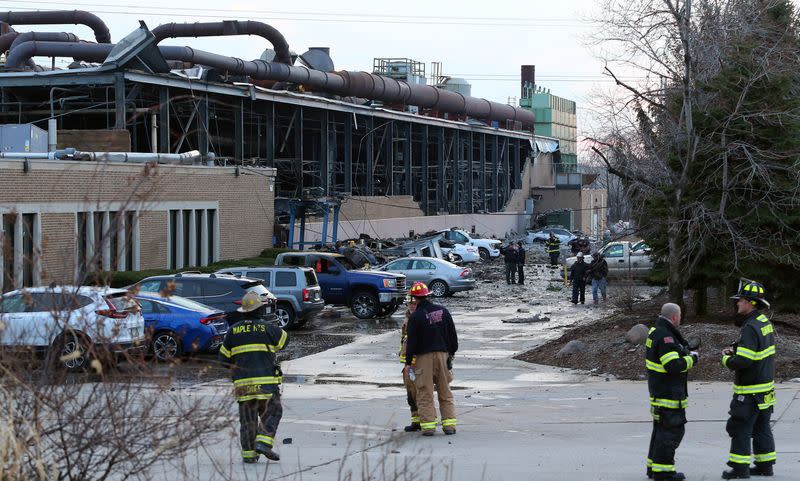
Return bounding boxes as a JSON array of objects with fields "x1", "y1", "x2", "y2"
[
  {"x1": 274, "y1": 252, "x2": 406, "y2": 319},
  {"x1": 377, "y1": 257, "x2": 475, "y2": 297},
  {"x1": 439, "y1": 241, "x2": 480, "y2": 263},
  {"x1": 0, "y1": 286, "x2": 146, "y2": 370},
  {"x1": 436, "y1": 229, "x2": 502, "y2": 261},
  {"x1": 527, "y1": 227, "x2": 576, "y2": 245},
  {"x1": 565, "y1": 240, "x2": 655, "y2": 278},
  {"x1": 215, "y1": 266, "x2": 325, "y2": 329},
  {"x1": 132, "y1": 272, "x2": 276, "y2": 321},
  {"x1": 134, "y1": 293, "x2": 228, "y2": 361}
]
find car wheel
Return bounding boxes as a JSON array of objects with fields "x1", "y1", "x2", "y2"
[
  {"x1": 377, "y1": 303, "x2": 399, "y2": 318},
  {"x1": 478, "y1": 248, "x2": 490, "y2": 261},
  {"x1": 49, "y1": 331, "x2": 91, "y2": 372},
  {"x1": 152, "y1": 331, "x2": 182, "y2": 362},
  {"x1": 429, "y1": 280, "x2": 449, "y2": 298},
  {"x1": 275, "y1": 303, "x2": 297, "y2": 329},
  {"x1": 351, "y1": 291, "x2": 379, "y2": 319}
]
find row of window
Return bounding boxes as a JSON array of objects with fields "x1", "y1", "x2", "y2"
[{"x1": 167, "y1": 209, "x2": 218, "y2": 270}]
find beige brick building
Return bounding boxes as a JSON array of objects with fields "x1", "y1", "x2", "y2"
[{"x1": 0, "y1": 159, "x2": 276, "y2": 291}]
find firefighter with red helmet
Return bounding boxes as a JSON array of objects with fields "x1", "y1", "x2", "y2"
[
  {"x1": 399, "y1": 295, "x2": 420, "y2": 431},
  {"x1": 721, "y1": 280, "x2": 776, "y2": 479},
  {"x1": 403, "y1": 282, "x2": 459, "y2": 436}
]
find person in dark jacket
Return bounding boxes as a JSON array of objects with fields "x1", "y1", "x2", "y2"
[
  {"x1": 587, "y1": 252, "x2": 609, "y2": 304},
  {"x1": 501, "y1": 243, "x2": 517, "y2": 284},
  {"x1": 721, "y1": 280, "x2": 776, "y2": 479},
  {"x1": 546, "y1": 233, "x2": 561, "y2": 267},
  {"x1": 645, "y1": 303, "x2": 699, "y2": 481},
  {"x1": 404, "y1": 282, "x2": 458, "y2": 436},
  {"x1": 568, "y1": 252, "x2": 589, "y2": 304},
  {"x1": 516, "y1": 241, "x2": 526, "y2": 285},
  {"x1": 399, "y1": 297, "x2": 420, "y2": 432},
  {"x1": 220, "y1": 291, "x2": 288, "y2": 464}
]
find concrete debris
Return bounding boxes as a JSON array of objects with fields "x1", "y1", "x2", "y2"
[
  {"x1": 625, "y1": 324, "x2": 650, "y2": 345},
  {"x1": 502, "y1": 314, "x2": 550, "y2": 324},
  {"x1": 556, "y1": 340, "x2": 587, "y2": 358}
]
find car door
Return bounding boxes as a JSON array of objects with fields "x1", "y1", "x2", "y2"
[
  {"x1": 411, "y1": 259, "x2": 437, "y2": 285},
  {"x1": 602, "y1": 243, "x2": 627, "y2": 276},
  {"x1": 138, "y1": 299, "x2": 165, "y2": 336},
  {"x1": 383, "y1": 259, "x2": 414, "y2": 281},
  {"x1": 313, "y1": 256, "x2": 347, "y2": 304},
  {"x1": 629, "y1": 241, "x2": 654, "y2": 276},
  {"x1": 272, "y1": 271, "x2": 296, "y2": 304}
]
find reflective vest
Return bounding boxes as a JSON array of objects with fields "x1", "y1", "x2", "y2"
[
  {"x1": 546, "y1": 239, "x2": 560, "y2": 254},
  {"x1": 645, "y1": 316, "x2": 696, "y2": 409},
  {"x1": 722, "y1": 311, "x2": 776, "y2": 407}
]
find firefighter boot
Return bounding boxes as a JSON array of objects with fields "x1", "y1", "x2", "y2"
[
  {"x1": 722, "y1": 466, "x2": 750, "y2": 479},
  {"x1": 256, "y1": 445, "x2": 280, "y2": 462},
  {"x1": 749, "y1": 465, "x2": 773, "y2": 477},
  {"x1": 654, "y1": 473, "x2": 685, "y2": 481},
  {"x1": 443, "y1": 427, "x2": 456, "y2": 435},
  {"x1": 404, "y1": 423, "x2": 421, "y2": 432}
]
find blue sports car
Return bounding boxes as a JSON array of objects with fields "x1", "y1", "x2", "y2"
[{"x1": 135, "y1": 294, "x2": 228, "y2": 361}]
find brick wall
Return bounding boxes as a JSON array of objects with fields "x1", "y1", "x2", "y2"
[{"x1": 0, "y1": 160, "x2": 275, "y2": 280}]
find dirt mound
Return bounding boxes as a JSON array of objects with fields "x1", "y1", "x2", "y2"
[{"x1": 516, "y1": 295, "x2": 800, "y2": 382}]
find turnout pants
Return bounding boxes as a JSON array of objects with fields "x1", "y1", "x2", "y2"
[
  {"x1": 549, "y1": 253, "x2": 559, "y2": 266},
  {"x1": 238, "y1": 392, "x2": 283, "y2": 461},
  {"x1": 402, "y1": 366, "x2": 419, "y2": 425},
  {"x1": 726, "y1": 393, "x2": 776, "y2": 468},
  {"x1": 647, "y1": 407, "x2": 686, "y2": 479},
  {"x1": 414, "y1": 351, "x2": 456, "y2": 433}
]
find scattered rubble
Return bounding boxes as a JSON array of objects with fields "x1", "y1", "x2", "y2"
[
  {"x1": 556, "y1": 340, "x2": 588, "y2": 358},
  {"x1": 624, "y1": 324, "x2": 650, "y2": 344},
  {"x1": 502, "y1": 314, "x2": 550, "y2": 324}
]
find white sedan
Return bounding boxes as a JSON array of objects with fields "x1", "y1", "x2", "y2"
[
  {"x1": 0, "y1": 286, "x2": 146, "y2": 370},
  {"x1": 441, "y1": 243, "x2": 481, "y2": 263}
]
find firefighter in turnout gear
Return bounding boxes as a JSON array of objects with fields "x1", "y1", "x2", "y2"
[
  {"x1": 404, "y1": 282, "x2": 458, "y2": 436},
  {"x1": 546, "y1": 233, "x2": 561, "y2": 267},
  {"x1": 721, "y1": 280, "x2": 776, "y2": 479},
  {"x1": 219, "y1": 290, "x2": 288, "y2": 464},
  {"x1": 645, "y1": 303, "x2": 699, "y2": 481},
  {"x1": 399, "y1": 296, "x2": 420, "y2": 431}
]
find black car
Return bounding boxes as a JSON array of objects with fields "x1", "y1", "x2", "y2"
[{"x1": 132, "y1": 272, "x2": 276, "y2": 322}]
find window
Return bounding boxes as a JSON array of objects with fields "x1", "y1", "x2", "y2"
[
  {"x1": 203, "y1": 280, "x2": 233, "y2": 297},
  {"x1": 1, "y1": 212, "x2": 40, "y2": 292},
  {"x1": 246, "y1": 271, "x2": 271, "y2": 285},
  {"x1": 168, "y1": 208, "x2": 218, "y2": 269},
  {"x1": 2, "y1": 214, "x2": 16, "y2": 292},
  {"x1": 413, "y1": 260, "x2": 435, "y2": 270},
  {"x1": 137, "y1": 280, "x2": 162, "y2": 293},
  {"x1": 173, "y1": 280, "x2": 203, "y2": 298},
  {"x1": 275, "y1": 271, "x2": 297, "y2": 287},
  {"x1": 0, "y1": 294, "x2": 27, "y2": 313},
  {"x1": 387, "y1": 259, "x2": 412, "y2": 270},
  {"x1": 303, "y1": 270, "x2": 318, "y2": 286},
  {"x1": 452, "y1": 232, "x2": 469, "y2": 244},
  {"x1": 604, "y1": 244, "x2": 624, "y2": 258},
  {"x1": 77, "y1": 210, "x2": 139, "y2": 275}
]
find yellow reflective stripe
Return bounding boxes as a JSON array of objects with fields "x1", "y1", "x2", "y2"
[
  {"x1": 659, "y1": 352, "x2": 679, "y2": 364},
  {"x1": 275, "y1": 330, "x2": 288, "y2": 350},
  {"x1": 441, "y1": 418, "x2": 457, "y2": 427},
  {"x1": 410, "y1": 416, "x2": 420, "y2": 423},
  {"x1": 756, "y1": 314, "x2": 769, "y2": 323},
  {"x1": 399, "y1": 355, "x2": 407, "y2": 363},
  {"x1": 649, "y1": 397, "x2": 687, "y2": 409},
  {"x1": 722, "y1": 355, "x2": 731, "y2": 368},
  {"x1": 646, "y1": 359, "x2": 667, "y2": 373},
  {"x1": 256, "y1": 435, "x2": 274, "y2": 446},
  {"x1": 237, "y1": 393, "x2": 274, "y2": 402},
  {"x1": 231, "y1": 344, "x2": 269, "y2": 356},
  {"x1": 733, "y1": 381, "x2": 774, "y2": 394},
  {"x1": 219, "y1": 345, "x2": 231, "y2": 358},
  {"x1": 735, "y1": 347, "x2": 758, "y2": 360},
  {"x1": 242, "y1": 450, "x2": 257, "y2": 458},
  {"x1": 234, "y1": 376, "x2": 282, "y2": 386},
  {"x1": 645, "y1": 338, "x2": 653, "y2": 348},
  {"x1": 758, "y1": 391, "x2": 776, "y2": 410},
  {"x1": 651, "y1": 463, "x2": 675, "y2": 472},
  {"x1": 728, "y1": 453, "x2": 751, "y2": 464},
  {"x1": 681, "y1": 355, "x2": 694, "y2": 372},
  {"x1": 754, "y1": 452, "x2": 776, "y2": 462},
  {"x1": 420, "y1": 421, "x2": 437, "y2": 430},
  {"x1": 761, "y1": 324, "x2": 774, "y2": 336},
  {"x1": 646, "y1": 458, "x2": 653, "y2": 468}
]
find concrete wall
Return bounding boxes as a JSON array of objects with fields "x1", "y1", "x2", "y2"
[
  {"x1": 339, "y1": 196, "x2": 423, "y2": 220},
  {"x1": 579, "y1": 188, "x2": 608, "y2": 237},
  {"x1": 0, "y1": 160, "x2": 275, "y2": 287}
]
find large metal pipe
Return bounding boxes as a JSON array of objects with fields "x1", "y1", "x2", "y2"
[
  {"x1": 0, "y1": 31, "x2": 18, "y2": 52},
  {"x1": 0, "y1": 149, "x2": 204, "y2": 164},
  {"x1": 9, "y1": 31, "x2": 81, "y2": 51},
  {"x1": 152, "y1": 20, "x2": 291, "y2": 64},
  {"x1": 0, "y1": 10, "x2": 111, "y2": 43},
  {"x1": 6, "y1": 41, "x2": 534, "y2": 127}
]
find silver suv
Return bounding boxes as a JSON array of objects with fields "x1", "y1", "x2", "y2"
[{"x1": 215, "y1": 267, "x2": 324, "y2": 329}]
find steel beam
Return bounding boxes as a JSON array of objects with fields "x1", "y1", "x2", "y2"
[
  {"x1": 453, "y1": 130, "x2": 460, "y2": 214},
  {"x1": 436, "y1": 127, "x2": 445, "y2": 213},
  {"x1": 197, "y1": 95, "x2": 209, "y2": 157},
  {"x1": 422, "y1": 125, "x2": 429, "y2": 214},
  {"x1": 366, "y1": 116, "x2": 374, "y2": 196},
  {"x1": 234, "y1": 98, "x2": 244, "y2": 161},
  {"x1": 114, "y1": 73, "x2": 125, "y2": 129},
  {"x1": 492, "y1": 135, "x2": 499, "y2": 212},
  {"x1": 344, "y1": 114, "x2": 353, "y2": 193},
  {"x1": 266, "y1": 102, "x2": 275, "y2": 166},
  {"x1": 480, "y1": 133, "x2": 487, "y2": 212},
  {"x1": 404, "y1": 122, "x2": 412, "y2": 196},
  {"x1": 385, "y1": 121, "x2": 394, "y2": 195},
  {"x1": 513, "y1": 139, "x2": 521, "y2": 189},
  {"x1": 467, "y1": 132, "x2": 474, "y2": 213},
  {"x1": 158, "y1": 86, "x2": 170, "y2": 154},
  {"x1": 321, "y1": 110, "x2": 329, "y2": 194}
]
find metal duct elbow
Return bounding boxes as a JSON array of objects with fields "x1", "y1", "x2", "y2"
[
  {"x1": 0, "y1": 11, "x2": 111, "y2": 43},
  {"x1": 78, "y1": 150, "x2": 203, "y2": 164},
  {"x1": 0, "y1": 31, "x2": 18, "y2": 53},
  {"x1": 9, "y1": 32, "x2": 80, "y2": 51},
  {"x1": 152, "y1": 20, "x2": 291, "y2": 64}
]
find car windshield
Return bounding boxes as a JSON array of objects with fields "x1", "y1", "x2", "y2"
[
  {"x1": 336, "y1": 257, "x2": 358, "y2": 270},
  {"x1": 632, "y1": 241, "x2": 650, "y2": 252}
]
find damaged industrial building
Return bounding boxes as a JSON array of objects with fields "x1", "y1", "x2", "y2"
[{"x1": 0, "y1": 10, "x2": 606, "y2": 291}]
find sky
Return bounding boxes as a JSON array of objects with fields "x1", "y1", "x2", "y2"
[{"x1": 6, "y1": 0, "x2": 609, "y2": 136}]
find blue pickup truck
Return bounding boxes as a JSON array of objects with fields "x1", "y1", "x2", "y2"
[{"x1": 274, "y1": 252, "x2": 406, "y2": 319}]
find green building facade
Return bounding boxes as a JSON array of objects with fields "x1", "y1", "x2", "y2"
[{"x1": 520, "y1": 87, "x2": 578, "y2": 172}]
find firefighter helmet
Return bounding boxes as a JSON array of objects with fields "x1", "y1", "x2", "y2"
[
  {"x1": 409, "y1": 281, "x2": 431, "y2": 298},
  {"x1": 730, "y1": 279, "x2": 770, "y2": 309},
  {"x1": 237, "y1": 290, "x2": 265, "y2": 313}
]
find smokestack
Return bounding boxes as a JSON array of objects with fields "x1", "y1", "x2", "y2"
[{"x1": 521, "y1": 65, "x2": 535, "y2": 98}]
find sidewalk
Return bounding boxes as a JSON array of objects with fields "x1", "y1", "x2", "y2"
[{"x1": 180, "y1": 296, "x2": 800, "y2": 481}]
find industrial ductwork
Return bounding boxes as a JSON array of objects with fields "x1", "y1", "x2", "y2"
[
  {"x1": 152, "y1": 21, "x2": 291, "y2": 64},
  {"x1": 6, "y1": 40, "x2": 534, "y2": 127},
  {"x1": 9, "y1": 31, "x2": 81, "y2": 51},
  {"x1": 0, "y1": 10, "x2": 111, "y2": 43},
  {"x1": 0, "y1": 148, "x2": 204, "y2": 164}
]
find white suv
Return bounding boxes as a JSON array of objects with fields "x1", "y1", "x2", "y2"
[{"x1": 0, "y1": 286, "x2": 146, "y2": 370}]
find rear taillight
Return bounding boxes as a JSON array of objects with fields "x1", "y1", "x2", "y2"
[
  {"x1": 302, "y1": 288, "x2": 310, "y2": 302},
  {"x1": 233, "y1": 300, "x2": 242, "y2": 305},
  {"x1": 460, "y1": 269, "x2": 472, "y2": 278},
  {"x1": 96, "y1": 298, "x2": 130, "y2": 319},
  {"x1": 199, "y1": 314, "x2": 225, "y2": 325}
]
